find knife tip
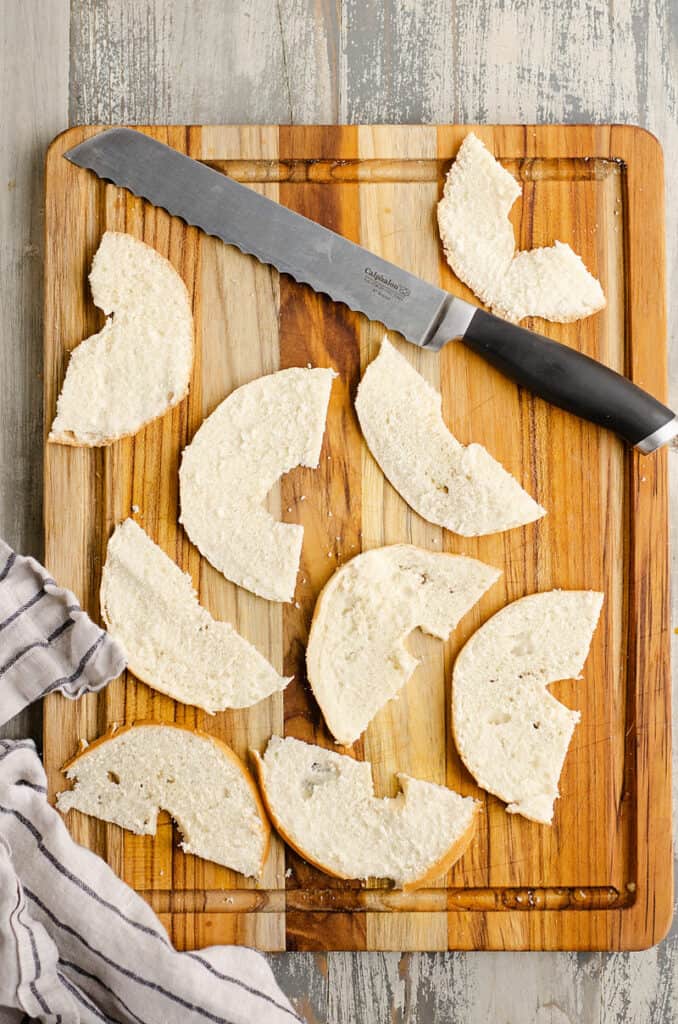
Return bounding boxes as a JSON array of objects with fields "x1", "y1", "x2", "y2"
[{"x1": 63, "y1": 127, "x2": 140, "y2": 166}]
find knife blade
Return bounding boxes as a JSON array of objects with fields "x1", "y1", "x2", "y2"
[{"x1": 65, "y1": 128, "x2": 677, "y2": 453}]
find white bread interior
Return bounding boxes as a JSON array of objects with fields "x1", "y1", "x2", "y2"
[
  {"x1": 57, "y1": 722, "x2": 270, "y2": 876},
  {"x1": 180, "y1": 367, "x2": 334, "y2": 602},
  {"x1": 355, "y1": 339, "x2": 545, "y2": 536},
  {"x1": 437, "y1": 133, "x2": 605, "y2": 323},
  {"x1": 307, "y1": 544, "x2": 500, "y2": 745},
  {"x1": 452, "y1": 589, "x2": 604, "y2": 824},
  {"x1": 50, "y1": 231, "x2": 193, "y2": 445},
  {"x1": 254, "y1": 736, "x2": 479, "y2": 889},
  {"x1": 100, "y1": 518, "x2": 290, "y2": 712}
]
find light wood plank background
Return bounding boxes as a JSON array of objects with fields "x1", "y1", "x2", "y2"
[{"x1": 1, "y1": 0, "x2": 676, "y2": 1019}]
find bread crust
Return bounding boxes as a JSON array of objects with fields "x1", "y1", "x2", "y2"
[
  {"x1": 61, "y1": 720, "x2": 271, "y2": 875},
  {"x1": 91, "y1": 629, "x2": 221, "y2": 713},
  {"x1": 252, "y1": 749, "x2": 477, "y2": 890},
  {"x1": 401, "y1": 800, "x2": 479, "y2": 891}
]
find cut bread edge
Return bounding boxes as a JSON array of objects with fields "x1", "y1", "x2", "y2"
[
  {"x1": 437, "y1": 133, "x2": 606, "y2": 324},
  {"x1": 252, "y1": 748, "x2": 479, "y2": 891},
  {"x1": 91, "y1": 657, "x2": 290, "y2": 717},
  {"x1": 49, "y1": 232, "x2": 194, "y2": 447},
  {"x1": 396, "y1": 780, "x2": 480, "y2": 892},
  {"x1": 451, "y1": 589, "x2": 604, "y2": 825},
  {"x1": 306, "y1": 544, "x2": 502, "y2": 746},
  {"x1": 60, "y1": 720, "x2": 271, "y2": 876},
  {"x1": 98, "y1": 521, "x2": 292, "y2": 714},
  {"x1": 48, "y1": 376, "x2": 191, "y2": 447}
]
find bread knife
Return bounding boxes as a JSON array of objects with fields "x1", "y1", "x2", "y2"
[{"x1": 64, "y1": 128, "x2": 677, "y2": 453}]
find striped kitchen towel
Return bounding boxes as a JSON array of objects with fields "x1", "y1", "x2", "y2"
[
  {"x1": 0, "y1": 739, "x2": 302, "y2": 1023},
  {"x1": 0, "y1": 538, "x2": 126, "y2": 727}
]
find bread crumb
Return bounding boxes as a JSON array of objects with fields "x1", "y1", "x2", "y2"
[
  {"x1": 285, "y1": 867, "x2": 293, "y2": 878},
  {"x1": 131, "y1": 504, "x2": 140, "y2": 514}
]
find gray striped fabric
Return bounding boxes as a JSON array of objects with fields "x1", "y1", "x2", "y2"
[
  {"x1": 0, "y1": 539, "x2": 126, "y2": 728},
  {"x1": 0, "y1": 543, "x2": 303, "y2": 1022},
  {"x1": 0, "y1": 740, "x2": 301, "y2": 1023}
]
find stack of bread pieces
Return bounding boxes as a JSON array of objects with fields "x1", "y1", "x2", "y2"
[{"x1": 53, "y1": 135, "x2": 605, "y2": 889}]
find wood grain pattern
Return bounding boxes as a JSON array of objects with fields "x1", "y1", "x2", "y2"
[{"x1": 43, "y1": 123, "x2": 671, "y2": 953}]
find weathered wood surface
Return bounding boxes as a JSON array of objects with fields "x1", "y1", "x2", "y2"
[
  {"x1": 0, "y1": 0, "x2": 676, "y2": 1019},
  {"x1": 0, "y1": 1, "x2": 69, "y2": 741}
]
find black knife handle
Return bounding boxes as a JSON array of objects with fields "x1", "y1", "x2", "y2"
[{"x1": 461, "y1": 308, "x2": 677, "y2": 453}]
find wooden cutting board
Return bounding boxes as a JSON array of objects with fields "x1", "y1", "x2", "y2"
[{"x1": 43, "y1": 125, "x2": 672, "y2": 952}]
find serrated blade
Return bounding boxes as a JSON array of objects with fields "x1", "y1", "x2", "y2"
[{"x1": 64, "y1": 128, "x2": 475, "y2": 349}]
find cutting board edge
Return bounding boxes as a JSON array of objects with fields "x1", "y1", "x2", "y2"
[{"x1": 42, "y1": 123, "x2": 672, "y2": 953}]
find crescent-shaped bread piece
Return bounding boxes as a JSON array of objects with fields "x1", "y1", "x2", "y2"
[
  {"x1": 253, "y1": 736, "x2": 479, "y2": 890},
  {"x1": 437, "y1": 133, "x2": 605, "y2": 323},
  {"x1": 180, "y1": 367, "x2": 334, "y2": 603},
  {"x1": 100, "y1": 519, "x2": 290, "y2": 712},
  {"x1": 49, "y1": 232, "x2": 193, "y2": 445},
  {"x1": 452, "y1": 590, "x2": 604, "y2": 824},
  {"x1": 355, "y1": 339, "x2": 545, "y2": 536},
  {"x1": 57, "y1": 723, "x2": 270, "y2": 877},
  {"x1": 307, "y1": 544, "x2": 500, "y2": 745}
]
